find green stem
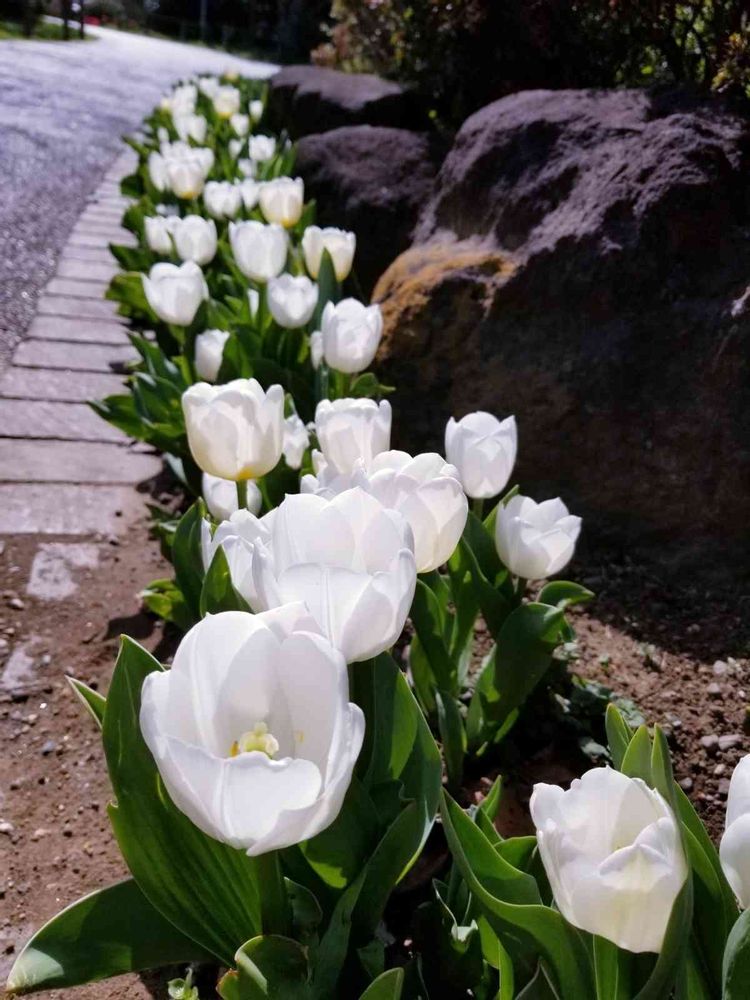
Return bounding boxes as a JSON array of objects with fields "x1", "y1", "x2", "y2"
[
  {"x1": 258, "y1": 475, "x2": 273, "y2": 514},
  {"x1": 471, "y1": 497, "x2": 484, "y2": 519},
  {"x1": 516, "y1": 577, "x2": 527, "y2": 600},
  {"x1": 236, "y1": 479, "x2": 248, "y2": 511},
  {"x1": 253, "y1": 851, "x2": 289, "y2": 936}
]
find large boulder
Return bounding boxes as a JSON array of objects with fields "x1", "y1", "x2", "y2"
[
  {"x1": 375, "y1": 88, "x2": 750, "y2": 571},
  {"x1": 267, "y1": 65, "x2": 424, "y2": 138},
  {"x1": 297, "y1": 125, "x2": 440, "y2": 296}
]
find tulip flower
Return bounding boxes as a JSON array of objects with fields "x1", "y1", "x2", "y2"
[
  {"x1": 182, "y1": 378, "x2": 284, "y2": 481},
  {"x1": 201, "y1": 509, "x2": 271, "y2": 608},
  {"x1": 229, "y1": 220, "x2": 288, "y2": 283},
  {"x1": 140, "y1": 607, "x2": 365, "y2": 855},
  {"x1": 248, "y1": 134, "x2": 276, "y2": 162},
  {"x1": 173, "y1": 113, "x2": 207, "y2": 144},
  {"x1": 238, "y1": 158, "x2": 255, "y2": 178},
  {"x1": 229, "y1": 139, "x2": 244, "y2": 160},
  {"x1": 530, "y1": 767, "x2": 688, "y2": 953},
  {"x1": 249, "y1": 99, "x2": 264, "y2": 123},
  {"x1": 315, "y1": 398, "x2": 391, "y2": 475},
  {"x1": 144, "y1": 215, "x2": 178, "y2": 255},
  {"x1": 310, "y1": 330, "x2": 323, "y2": 370},
  {"x1": 166, "y1": 157, "x2": 207, "y2": 200},
  {"x1": 721, "y1": 755, "x2": 750, "y2": 908},
  {"x1": 171, "y1": 216, "x2": 217, "y2": 267},
  {"x1": 147, "y1": 151, "x2": 168, "y2": 192},
  {"x1": 283, "y1": 414, "x2": 310, "y2": 470},
  {"x1": 319, "y1": 298, "x2": 383, "y2": 374},
  {"x1": 202, "y1": 472, "x2": 262, "y2": 522},
  {"x1": 302, "y1": 226, "x2": 356, "y2": 282},
  {"x1": 445, "y1": 411, "x2": 517, "y2": 500},
  {"x1": 303, "y1": 450, "x2": 467, "y2": 574},
  {"x1": 194, "y1": 329, "x2": 230, "y2": 382},
  {"x1": 198, "y1": 75, "x2": 220, "y2": 99},
  {"x1": 495, "y1": 494, "x2": 581, "y2": 580},
  {"x1": 239, "y1": 179, "x2": 261, "y2": 210},
  {"x1": 230, "y1": 113, "x2": 250, "y2": 137},
  {"x1": 143, "y1": 261, "x2": 208, "y2": 328},
  {"x1": 165, "y1": 83, "x2": 197, "y2": 116},
  {"x1": 251, "y1": 489, "x2": 417, "y2": 662},
  {"x1": 267, "y1": 274, "x2": 318, "y2": 329},
  {"x1": 259, "y1": 177, "x2": 305, "y2": 228},
  {"x1": 203, "y1": 180, "x2": 242, "y2": 220},
  {"x1": 213, "y1": 85, "x2": 241, "y2": 119}
]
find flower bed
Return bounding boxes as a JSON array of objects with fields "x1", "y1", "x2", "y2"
[{"x1": 7, "y1": 72, "x2": 750, "y2": 1000}]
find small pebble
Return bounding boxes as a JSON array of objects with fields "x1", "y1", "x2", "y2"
[
  {"x1": 41, "y1": 740, "x2": 57, "y2": 756},
  {"x1": 707, "y1": 683, "x2": 722, "y2": 698},
  {"x1": 678, "y1": 777, "x2": 693, "y2": 792},
  {"x1": 700, "y1": 734, "x2": 719, "y2": 751},
  {"x1": 718, "y1": 734, "x2": 743, "y2": 752},
  {"x1": 0, "y1": 822, "x2": 14, "y2": 836}
]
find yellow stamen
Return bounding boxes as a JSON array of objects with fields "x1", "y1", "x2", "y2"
[{"x1": 229, "y1": 721, "x2": 279, "y2": 758}]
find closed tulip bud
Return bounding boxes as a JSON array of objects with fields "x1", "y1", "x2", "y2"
[
  {"x1": 167, "y1": 157, "x2": 207, "y2": 200},
  {"x1": 212, "y1": 85, "x2": 241, "y2": 119},
  {"x1": 140, "y1": 606, "x2": 365, "y2": 855},
  {"x1": 302, "y1": 226, "x2": 356, "y2": 282},
  {"x1": 203, "y1": 180, "x2": 242, "y2": 220},
  {"x1": 251, "y1": 489, "x2": 416, "y2": 662},
  {"x1": 182, "y1": 378, "x2": 284, "y2": 480},
  {"x1": 267, "y1": 274, "x2": 318, "y2": 329},
  {"x1": 147, "y1": 151, "x2": 168, "y2": 192},
  {"x1": 173, "y1": 113, "x2": 207, "y2": 144},
  {"x1": 259, "y1": 177, "x2": 305, "y2": 228},
  {"x1": 249, "y1": 99, "x2": 264, "y2": 123},
  {"x1": 230, "y1": 113, "x2": 250, "y2": 137},
  {"x1": 198, "y1": 75, "x2": 220, "y2": 99},
  {"x1": 229, "y1": 139, "x2": 243, "y2": 160},
  {"x1": 248, "y1": 134, "x2": 276, "y2": 162},
  {"x1": 194, "y1": 329, "x2": 230, "y2": 382},
  {"x1": 314, "y1": 398, "x2": 391, "y2": 475},
  {"x1": 721, "y1": 755, "x2": 750, "y2": 908},
  {"x1": 320, "y1": 298, "x2": 382, "y2": 374},
  {"x1": 202, "y1": 473, "x2": 261, "y2": 522},
  {"x1": 283, "y1": 414, "x2": 309, "y2": 470},
  {"x1": 143, "y1": 261, "x2": 208, "y2": 327},
  {"x1": 310, "y1": 330, "x2": 323, "y2": 370},
  {"x1": 229, "y1": 220, "x2": 288, "y2": 283},
  {"x1": 171, "y1": 215, "x2": 217, "y2": 266},
  {"x1": 531, "y1": 768, "x2": 688, "y2": 953},
  {"x1": 193, "y1": 147, "x2": 215, "y2": 176},
  {"x1": 248, "y1": 288, "x2": 260, "y2": 320},
  {"x1": 167, "y1": 83, "x2": 197, "y2": 116},
  {"x1": 238, "y1": 158, "x2": 255, "y2": 178},
  {"x1": 445, "y1": 411, "x2": 517, "y2": 500},
  {"x1": 144, "y1": 215, "x2": 178, "y2": 255},
  {"x1": 495, "y1": 495, "x2": 581, "y2": 580},
  {"x1": 239, "y1": 179, "x2": 261, "y2": 210}
]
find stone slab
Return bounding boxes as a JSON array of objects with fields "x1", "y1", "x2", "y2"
[
  {"x1": 0, "y1": 483, "x2": 146, "y2": 534},
  {"x1": 45, "y1": 278, "x2": 111, "y2": 300},
  {"x1": 0, "y1": 367, "x2": 125, "y2": 403},
  {"x1": 0, "y1": 399, "x2": 128, "y2": 443},
  {"x1": 60, "y1": 248, "x2": 117, "y2": 267},
  {"x1": 27, "y1": 542, "x2": 100, "y2": 600},
  {"x1": 55, "y1": 259, "x2": 118, "y2": 283},
  {"x1": 13, "y1": 340, "x2": 136, "y2": 372},
  {"x1": 0, "y1": 440, "x2": 160, "y2": 484},
  {"x1": 71, "y1": 224, "x2": 128, "y2": 242},
  {"x1": 67, "y1": 232, "x2": 136, "y2": 250},
  {"x1": 27, "y1": 316, "x2": 128, "y2": 345},
  {"x1": 37, "y1": 295, "x2": 120, "y2": 321}
]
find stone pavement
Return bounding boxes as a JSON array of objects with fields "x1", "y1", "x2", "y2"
[{"x1": 0, "y1": 151, "x2": 161, "y2": 538}]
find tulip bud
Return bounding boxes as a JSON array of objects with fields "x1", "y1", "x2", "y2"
[
  {"x1": 173, "y1": 113, "x2": 207, "y2": 144},
  {"x1": 283, "y1": 414, "x2": 310, "y2": 470},
  {"x1": 147, "y1": 151, "x2": 168, "y2": 192},
  {"x1": 239, "y1": 179, "x2": 261, "y2": 211},
  {"x1": 212, "y1": 85, "x2": 241, "y2": 119},
  {"x1": 139, "y1": 607, "x2": 365, "y2": 855},
  {"x1": 142, "y1": 261, "x2": 208, "y2": 327},
  {"x1": 267, "y1": 274, "x2": 318, "y2": 329},
  {"x1": 171, "y1": 215, "x2": 217, "y2": 267},
  {"x1": 445, "y1": 411, "x2": 517, "y2": 500},
  {"x1": 144, "y1": 215, "x2": 178, "y2": 255},
  {"x1": 259, "y1": 177, "x2": 305, "y2": 228},
  {"x1": 495, "y1": 494, "x2": 581, "y2": 580},
  {"x1": 198, "y1": 75, "x2": 220, "y2": 99},
  {"x1": 202, "y1": 472, "x2": 261, "y2": 521},
  {"x1": 182, "y1": 378, "x2": 284, "y2": 480},
  {"x1": 248, "y1": 134, "x2": 276, "y2": 162},
  {"x1": 201, "y1": 509, "x2": 271, "y2": 608},
  {"x1": 531, "y1": 768, "x2": 688, "y2": 953},
  {"x1": 203, "y1": 180, "x2": 242, "y2": 220},
  {"x1": 721, "y1": 755, "x2": 750, "y2": 908},
  {"x1": 238, "y1": 158, "x2": 255, "y2": 178},
  {"x1": 194, "y1": 329, "x2": 230, "y2": 382},
  {"x1": 230, "y1": 113, "x2": 250, "y2": 137},
  {"x1": 229, "y1": 220, "x2": 288, "y2": 283},
  {"x1": 302, "y1": 226, "x2": 356, "y2": 282},
  {"x1": 320, "y1": 298, "x2": 382, "y2": 374},
  {"x1": 166, "y1": 157, "x2": 207, "y2": 200},
  {"x1": 249, "y1": 99, "x2": 264, "y2": 123},
  {"x1": 314, "y1": 398, "x2": 391, "y2": 475},
  {"x1": 229, "y1": 139, "x2": 243, "y2": 160},
  {"x1": 310, "y1": 330, "x2": 323, "y2": 370}
]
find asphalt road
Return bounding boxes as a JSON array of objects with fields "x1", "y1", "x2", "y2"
[{"x1": 0, "y1": 25, "x2": 277, "y2": 372}]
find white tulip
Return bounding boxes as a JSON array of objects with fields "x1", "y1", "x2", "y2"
[
  {"x1": 251, "y1": 488, "x2": 416, "y2": 662},
  {"x1": 144, "y1": 215, "x2": 178, "y2": 255},
  {"x1": 201, "y1": 509, "x2": 271, "y2": 608},
  {"x1": 142, "y1": 261, "x2": 208, "y2": 327},
  {"x1": 495, "y1": 495, "x2": 581, "y2": 580},
  {"x1": 229, "y1": 139, "x2": 244, "y2": 160},
  {"x1": 320, "y1": 298, "x2": 382, "y2": 374},
  {"x1": 531, "y1": 767, "x2": 688, "y2": 954},
  {"x1": 182, "y1": 378, "x2": 284, "y2": 481},
  {"x1": 259, "y1": 177, "x2": 305, "y2": 228},
  {"x1": 172, "y1": 215, "x2": 217, "y2": 266},
  {"x1": 198, "y1": 75, "x2": 220, "y2": 99},
  {"x1": 157, "y1": 126, "x2": 170, "y2": 145},
  {"x1": 203, "y1": 181, "x2": 242, "y2": 220},
  {"x1": 249, "y1": 99, "x2": 264, "y2": 123},
  {"x1": 720, "y1": 755, "x2": 750, "y2": 908},
  {"x1": 267, "y1": 274, "x2": 318, "y2": 329},
  {"x1": 140, "y1": 607, "x2": 365, "y2": 855},
  {"x1": 192, "y1": 147, "x2": 215, "y2": 177},
  {"x1": 283, "y1": 414, "x2": 309, "y2": 470},
  {"x1": 239, "y1": 179, "x2": 261, "y2": 210},
  {"x1": 231, "y1": 113, "x2": 250, "y2": 137},
  {"x1": 166, "y1": 83, "x2": 197, "y2": 116},
  {"x1": 213, "y1": 85, "x2": 241, "y2": 119},
  {"x1": 315, "y1": 398, "x2": 391, "y2": 475},
  {"x1": 202, "y1": 473, "x2": 262, "y2": 522},
  {"x1": 238, "y1": 158, "x2": 256, "y2": 178},
  {"x1": 248, "y1": 134, "x2": 277, "y2": 162},
  {"x1": 248, "y1": 288, "x2": 260, "y2": 320},
  {"x1": 229, "y1": 221, "x2": 288, "y2": 283},
  {"x1": 148, "y1": 151, "x2": 168, "y2": 192},
  {"x1": 166, "y1": 157, "x2": 207, "y2": 200},
  {"x1": 302, "y1": 226, "x2": 356, "y2": 282},
  {"x1": 194, "y1": 329, "x2": 230, "y2": 382},
  {"x1": 304, "y1": 450, "x2": 467, "y2": 574},
  {"x1": 310, "y1": 330, "x2": 323, "y2": 370},
  {"x1": 173, "y1": 113, "x2": 207, "y2": 144},
  {"x1": 445, "y1": 411, "x2": 517, "y2": 500}
]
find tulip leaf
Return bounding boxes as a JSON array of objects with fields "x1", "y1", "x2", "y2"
[
  {"x1": 604, "y1": 704, "x2": 633, "y2": 770},
  {"x1": 103, "y1": 636, "x2": 262, "y2": 965},
  {"x1": 6, "y1": 878, "x2": 211, "y2": 995},
  {"x1": 722, "y1": 908, "x2": 750, "y2": 999},
  {"x1": 537, "y1": 581, "x2": 594, "y2": 610},
  {"x1": 309, "y1": 870, "x2": 366, "y2": 998},
  {"x1": 408, "y1": 633, "x2": 437, "y2": 715},
  {"x1": 409, "y1": 580, "x2": 455, "y2": 692},
  {"x1": 200, "y1": 546, "x2": 251, "y2": 616},
  {"x1": 171, "y1": 500, "x2": 206, "y2": 623},
  {"x1": 458, "y1": 537, "x2": 512, "y2": 639},
  {"x1": 66, "y1": 676, "x2": 106, "y2": 729},
  {"x1": 358, "y1": 969, "x2": 404, "y2": 999},
  {"x1": 435, "y1": 689, "x2": 466, "y2": 791},
  {"x1": 313, "y1": 248, "x2": 338, "y2": 327},
  {"x1": 228, "y1": 936, "x2": 311, "y2": 999}
]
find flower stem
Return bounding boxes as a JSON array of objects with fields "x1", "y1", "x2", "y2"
[
  {"x1": 236, "y1": 479, "x2": 248, "y2": 511},
  {"x1": 472, "y1": 497, "x2": 484, "y2": 520},
  {"x1": 254, "y1": 850, "x2": 289, "y2": 936}
]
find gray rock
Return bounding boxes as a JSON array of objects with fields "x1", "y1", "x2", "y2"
[{"x1": 718, "y1": 734, "x2": 744, "y2": 752}]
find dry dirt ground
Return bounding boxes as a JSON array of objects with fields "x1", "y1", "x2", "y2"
[{"x1": 0, "y1": 518, "x2": 748, "y2": 997}]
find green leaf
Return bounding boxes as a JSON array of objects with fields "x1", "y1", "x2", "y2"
[
  {"x1": 171, "y1": 501, "x2": 206, "y2": 621},
  {"x1": 358, "y1": 969, "x2": 404, "y2": 999},
  {"x1": 436, "y1": 689, "x2": 466, "y2": 791},
  {"x1": 312, "y1": 248, "x2": 338, "y2": 327},
  {"x1": 140, "y1": 577, "x2": 195, "y2": 632},
  {"x1": 458, "y1": 537, "x2": 511, "y2": 639},
  {"x1": 723, "y1": 908, "x2": 750, "y2": 999},
  {"x1": 200, "y1": 546, "x2": 251, "y2": 616},
  {"x1": 103, "y1": 636, "x2": 262, "y2": 965},
  {"x1": 604, "y1": 704, "x2": 633, "y2": 770},
  {"x1": 233, "y1": 936, "x2": 310, "y2": 999},
  {"x1": 66, "y1": 676, "x2": 106, "y2": 729},
  {"x1": 409, "y1": 579, "x2": 455, "y2": 692},
  {"x1": 6, "y1": 879, "x2": 211, "y2": 995},
  {"x1": 537, "y1": 581, "x2": 594, "y2": 610}
]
